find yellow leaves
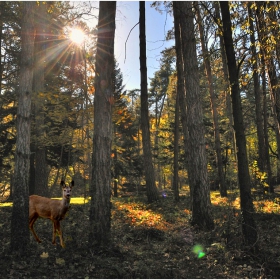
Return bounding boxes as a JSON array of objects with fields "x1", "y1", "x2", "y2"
[
  {"x1": 2, "y1": 114, "x2": 13, "y2": 124},
  {"x1": 254, "y1": 200, "x2": 280, "y2": 214},
  {"x1": 211, "y1": 195, "x2": 229, "y2": 206}
]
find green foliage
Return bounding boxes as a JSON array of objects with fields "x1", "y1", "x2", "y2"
[{"x1": 112, "y1": 63, "x2": 143, "y2": 185}]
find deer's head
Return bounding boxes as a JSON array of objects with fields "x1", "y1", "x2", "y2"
[{"x1": 61, "y1": 180, "x2": 74, "y2": 199}]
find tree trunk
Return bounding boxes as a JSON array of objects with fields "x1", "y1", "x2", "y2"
[
  {"x1": 256, "y1": 2, "x2": 280, "y2": 143},
  {"x1": 173, "y1": 82, "x2": 180, "y2": 202},
  {"x1": 33, "y1": 2, "x2": 48, "y2": 196},
  {"x1": 89, "y1": 1, "x2": 116, "y2": 247},
  {"x1": 261, "y1": 67, "x2": 273, "y2": 193},
  {"x1": 139, "y1": 1, "x2": 158, "y2": 203},
  {"x1": 173, "y1": 1, "x2": 190, "y2": 197},
  {"x1": 0, "y1": 1, "x2": 3, "y2": 92},
  {"x1": 175, "y1": 1, "x2": 214, "y2": 230},
  {"x1": 248, "y1": 4, "x2": 266, "y2": 172},
  {"x1": 11, "y1": 1, "x2": 35, "y2": 253},
  {"x1": 255, "y1": 1, "x2": 278, "y2": 191},
  {"x1": 214, "y1": 2, "x2": 237, "y2": 164},
  {"x1": 196, "y1": 4, "x2": 227, "y2": 197},
  {"x1": 220, "y1": 1, "x2": 258, "y2": 247}
]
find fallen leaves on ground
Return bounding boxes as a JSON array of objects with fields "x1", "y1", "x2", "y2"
[{"x1": 0, "y1": 190, "x2": 280, "y2": 278}]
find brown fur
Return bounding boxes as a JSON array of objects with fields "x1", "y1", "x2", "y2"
[{"x1": 29, "y1": 180, "x2": 74, "y2": 248}]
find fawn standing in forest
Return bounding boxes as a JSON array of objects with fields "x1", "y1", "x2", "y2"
[{"x1": 29, "y1": 180, "x2": 74, "y2": 248}]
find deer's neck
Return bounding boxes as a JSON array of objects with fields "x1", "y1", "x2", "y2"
[
  {"x1": 60, "y1": 197, "x2": 71, "y2": 215},
  {"x1": 62, "y1": 197, "x2": 70, "y2": 207}
]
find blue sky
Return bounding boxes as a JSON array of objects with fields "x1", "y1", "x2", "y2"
[{"x1": 115, "y1": 1, "x2": 174, "y2": 91}]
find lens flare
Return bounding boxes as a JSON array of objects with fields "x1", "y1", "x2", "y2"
[{"x1": 192, "y1": 244, "x2": 206, "y2": 258}]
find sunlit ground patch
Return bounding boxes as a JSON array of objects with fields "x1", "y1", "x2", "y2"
[
  {"x1": 254, "y1": 199, "x2": 280, "y2": 214},
  {"x1": 0, "y1": 197, "x2": 90, "y2": 207},
  {"x1": 70, "y1": 197, "x2": 90, "y2": 204},
  {"x1": 113, "y1": 201, "x2": 171, "y2": 231},
  {"x1": 0, "y1": 202, "x2": 12, "y2": 207}
]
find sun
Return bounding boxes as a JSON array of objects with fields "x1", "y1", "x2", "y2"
[{"x1": 69, "y1": 28, "x2": 85, "y2": 45}]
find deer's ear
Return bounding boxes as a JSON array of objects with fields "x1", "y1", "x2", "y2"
[
  {"x1": 60, "y1": 180, "x2": 65, "y2": 186},
  {"x1": 71, "y1": 180, "x2": 74, "y2": 187}
]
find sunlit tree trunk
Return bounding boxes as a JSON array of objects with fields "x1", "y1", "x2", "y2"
[
  {"x1": 174, "y1": 1, "x2": 214, "y2": 230},
  {"x1": 220, "y1": 1, "x2": 258, "y2": 247},
  {"x1": 139, "y1": 1, "x2": 158, "y2": 203},
  {"x1": 196, "y1": 4, "x2": 227, "y2": 197},
  {"x1": 11, "y1": 1, "x2": 35, "y2": 253},
  {"x1": 89, "y1": 1, "x2": 116, "y2": 247}
]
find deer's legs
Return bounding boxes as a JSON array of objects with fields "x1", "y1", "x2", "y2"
[
  {"x1": 29, "y1": 214, "x2": 41, "y2": 243},
  {"x1": 56, "y1": 221, "x2": 65, "y2": 248},
  {"x1": 52, "y1": 220, "x2": 65, "y2": 248}
]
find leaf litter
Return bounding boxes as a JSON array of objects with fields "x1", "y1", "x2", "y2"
[{"x1": 0, "y1": 191, "x2": 280, "y2": 278}]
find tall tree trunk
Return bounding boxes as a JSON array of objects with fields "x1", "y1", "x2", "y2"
[
  {"x1": 139, "y1": 1, "x2": 158, "y2": 203},
  {"x1": 256, "y1": 2, "x2": 280, "y2": 142},
  {"x1": 11, "y1": 1, "x2": 35, "y2": 253},
  {"x1": 267, "y1": 2, "x2": 280, "y2": 67},
  {"x1": 214, "y1": 2, "x2": 237, "y2": 164},
  {"x1": 89, "y1": 1, "x2": 116, "y2": 247},
  {"x1": 261, "y1": 66, "x2": 273, "y2": 193},
  {"x1": 0, "y1": 1, "x2": 3, "y2": 92},
  {"x1": 248, "y1": 4, "x2": 266, "y2": 172},
  {"x1": 33, "y1": 2, "x2": 48, "y2": 196},
  {"x1": 196, "y1": 3, "x2": 227, "y2": 197},
  {"x1": 173, "y1": 1, "x2": 190, "y2": 196},
  {"x1": 220, "y1": 1, "x2": 258, "y2": 247},
  {"x1": 248, "y1": 3, "x2": 273, "y2": 193},
  {"x1": 175, "y1": 1, "x2": 214, "y2": 230},
  {"x1": 173, "y1": 83, "x2": 180, "y2": 202}
]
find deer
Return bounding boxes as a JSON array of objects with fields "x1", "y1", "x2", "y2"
[{"x1": 29, "y1": 180, "x2": 74, "y2": 248}]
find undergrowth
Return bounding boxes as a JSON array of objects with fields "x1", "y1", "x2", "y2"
[{"x1": 0, "y1": 190, "x2": 280, "y2": 278}]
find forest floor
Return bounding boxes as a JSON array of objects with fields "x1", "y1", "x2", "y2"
[{"x1": 1, "y1": 188, "x2": 280, "y2": 279}]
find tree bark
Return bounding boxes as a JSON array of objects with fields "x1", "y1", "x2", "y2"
[
  {"x1": 33, "y1": 2, "x2": 48, "y2": 196},
  {"x1": 196, "y1": 3, "x2": 227, "y2": 197},
  {"x1": 11, "y1": 1, "x2": 35, "y2": 253},
  {"x1": 174, "y1": 1, "x2": 214, "y2": 230},
  {"x1": 139, "y1": 1, "x2": 158, "y2": 203},
  {"x1": 248, "y1": 4, "x2": 266, "y2": 172},
  {"x1": 89, "y1": 1, "x2": 116, "y2": 247},
  {"x1": 173, "y1": 1, "x2": 190, "y2": 194},
  {"x1": 220, "y1": 1, "x2": 258, "y2": 247},
  {"x1": 173, "y1": 81, "x2": 180, "y2": 202},
  {"x1": 214, "y1": 2, "x2": 237, "y2": 164},
  {"x1": 256, "y1": 2, "x2": 280, "y2": 145},
  {"x1": 0, "y1": 1, "x2": 3, "y2": 92}
]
